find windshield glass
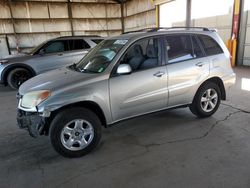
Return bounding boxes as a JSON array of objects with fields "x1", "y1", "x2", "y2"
[
  {"x1": 27, "y1": 40, "x2": 48, "y2": 55},
  {"x1": 74, "y1": 39, "x2": 128, "y2": 73}
]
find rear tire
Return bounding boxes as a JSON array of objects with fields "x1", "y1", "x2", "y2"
[
  {"x1": 50, "y1": 107, "x2": 102, "y2": 158},
  {"x1": 7, "y1": 68, "x2": 32, "y2": 89},
  {"x1": 189, "y1": 82, "x2": 221, "y2": 118}
]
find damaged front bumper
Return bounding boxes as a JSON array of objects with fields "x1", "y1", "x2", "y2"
[{"x1": 17, "y1": 109, "x2": 47, "y2": 138}]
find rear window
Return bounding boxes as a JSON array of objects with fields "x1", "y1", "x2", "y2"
[
  {"x1": 197, "y1": 35, "x2": 223, "y2": 56},
  {"x1": 91, "y1": 39, "x2": 104, "y2": 44}
]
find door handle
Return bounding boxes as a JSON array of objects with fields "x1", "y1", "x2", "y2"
[
  {"x1": 58, "y1": 53, "x2": 63, "y2": 56},
  {"x1": 153, "y1": 71, "x2": 165, "y2": 77},
  {"x1": 195, "y1": 62, "x2": 204, "y2": 67}
]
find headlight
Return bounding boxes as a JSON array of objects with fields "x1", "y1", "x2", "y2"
[{"x1": 21, "y1": 90, "x2": 50, "y2": 109}]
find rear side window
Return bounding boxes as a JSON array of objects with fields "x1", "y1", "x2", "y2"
[
  {"x1": 165, "y1": 35, "x2": 194, "y2": 63},
  {"x1": 68, "y1": 39, "x2": 91, "y2": 51},
  {"x1": 191, "y1": 35, "x2": 204, "y2": 58},
  {"x1": 197, "y1": 35, "x2": 223, "y2": 56},
  {"x1": 91, "y1": 39, "x2": 103, "y2": 44}
]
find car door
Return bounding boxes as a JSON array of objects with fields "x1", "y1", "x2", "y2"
[
  {"x1": 109, "y1": 36, "x2": 168, "y2": 121},
  {"x1": 165, "y1": 34, "x2": 210, "y2": 107},
  {"x1": 29, "y1": 40, "x2": 70, "y2": 74}
]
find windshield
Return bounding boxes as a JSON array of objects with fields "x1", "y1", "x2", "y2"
[
  {"x1": 74, "y1": 39, "x2": 128, "y2": 73},
  {"x1": 27, "y1": 40, "x2": 48, "y2": 55}
]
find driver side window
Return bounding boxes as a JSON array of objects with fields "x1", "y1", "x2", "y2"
[
  {"x1": 43, "y1": 41, "x2": 68, "y2": 54},
  {"x1": 121, "y1": 37, "x2": 160, "y2": 72}
]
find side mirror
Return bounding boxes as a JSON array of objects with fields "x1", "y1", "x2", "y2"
[
  {"x1": 117, "y1": 64, "x2": 132, "y2": 75},
  {"x1": 39, "y1": 49, "x2": 45, "y2": 55}
]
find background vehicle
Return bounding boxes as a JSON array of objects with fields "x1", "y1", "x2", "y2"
[
  {"x1": 0, "y1": 35, "x2": 103, "y2": 89},
  {"x1": 17, "y1": 27, "x2": 235, "y2": 158}
]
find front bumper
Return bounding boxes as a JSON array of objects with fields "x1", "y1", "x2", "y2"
[{"x1": 17, "y1": 109, "x2": 46, "y2": 138}]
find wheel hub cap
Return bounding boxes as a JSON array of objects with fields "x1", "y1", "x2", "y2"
[
  {"x1": 200, "y1": 88, "x2": 218, "y2": 113},
  {"x1": 60, "y1": 119, "x2": 94, "y2": 151}
]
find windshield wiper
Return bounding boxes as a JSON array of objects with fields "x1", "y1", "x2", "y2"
[{"x1": 69, "y1": 63, "x2": 79, "y2": 71}]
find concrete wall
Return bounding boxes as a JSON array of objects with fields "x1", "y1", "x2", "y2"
[
  {"x1": 242, "y1": 10, "x2": 250, "y2": 66},
  {"x1": 0, "y1": 0, "x2": 122, "y2": 57},
  {"x1": 0, "y1": 0, "x2": 156, "y2": 57},
  {"x1": 123, "y1": 0, "x2": 156, "y2": 32}
]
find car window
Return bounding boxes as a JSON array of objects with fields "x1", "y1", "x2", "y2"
[
  {"x1": 120, "y1": 37, "x2": 160, "y2": 71},
  {"x1": 165, "y1": 35, "x2": 194, "y2": 63},
  {"x1": 74, "y1": 39, "x2": 126, "y2": 73},
  {"x1": 91, "y1": 39, "x2": 104, "y2": 44},
  {"x1": 191, "y1": 35, "x2": 204, "y2": 58},
  {"x1": 44, "y1": 41, "x2": 68, "y2": 54},
  {"x1": 197, "y1": 35, "x2": 223, "y2": 56},
  {"x1": 68, "y1": 39, "x2": 91, "y2": 51}
]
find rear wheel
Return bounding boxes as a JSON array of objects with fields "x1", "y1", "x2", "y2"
[
  {"x1": 7, "y1": 68, "x2": 32, "y2": 89},
  {"x1": 189, "y1": 82, "x2": 221, "y2": 118},
  {"x1": 50, "y1": 107, "x2": 102, "y2": 158}
]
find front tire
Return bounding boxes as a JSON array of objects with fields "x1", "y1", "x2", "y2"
[
  {"x1": 50, "y1": 107, "x2": 102, "y2": 158},
  {"x1": 190, "y1": 82, "x2": 221, "y2": 118},
  {"x1": 7, "y1": 68, "x2": 32, "y2": 89}
]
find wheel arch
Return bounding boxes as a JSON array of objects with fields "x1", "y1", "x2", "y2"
[
  {"x1": 2, "y1": 64, "x2": 36, "y2": 85},
  {"x1": 197, "y1": 77, "x2": 226, "y2": 100},
  {"x1": 44, "y1": 101, "x2": 107, "y2": 135}
]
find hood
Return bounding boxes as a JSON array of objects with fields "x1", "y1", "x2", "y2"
[
  {"x1": 19, "y1": 67, "x2": 97, "y2": 95},
  {"x1": 1, "y1": 53, "x2": 31, "y2": 64}
]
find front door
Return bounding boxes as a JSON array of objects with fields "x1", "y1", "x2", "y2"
[{"x1": 109, "y1": 37, "x2": 168, "y2": 121}]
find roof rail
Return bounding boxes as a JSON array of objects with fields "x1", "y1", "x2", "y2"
[
  {"x1": 57, "y1": 35, "x2": 101, "y2": 38},
  {"x1": 122, "y1": 27, "x2": 216, "y2": 34},
  {"x1": 151, "y1": 27, "x2": 211, "y2": 32}
]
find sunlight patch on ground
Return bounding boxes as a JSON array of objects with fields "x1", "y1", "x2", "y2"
[{"x1": 241, "y1": 78, "x2": 250, "y2": 91}]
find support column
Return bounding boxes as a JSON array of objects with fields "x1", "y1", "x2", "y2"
[
  {"x1": 186, "y1": 0, "x2": 192, "y2": 27},
  {"x1": 121, "y1": 0, "x2": 125, "y2": 33},
  {"x1": 7, "y1": 0, "x2": 20, "y2": 53},
  {"x1": 67, "y1": 0, "x2": 74, "y2": 36}
]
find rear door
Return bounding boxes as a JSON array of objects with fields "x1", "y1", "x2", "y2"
[
  {"x1": 65, "y1": 39, "x2": 92, "y2": 64},
  {"x1": 165, "y1": 34, "x2": 210, "y2": 107}
]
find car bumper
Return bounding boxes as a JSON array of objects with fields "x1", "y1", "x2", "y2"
[
  {"x1": 222, "y1": 72, "x2": 236, "y2": 90},
  {"x1": 17, "y1": 109, "x2": 46, "y2": 138}
]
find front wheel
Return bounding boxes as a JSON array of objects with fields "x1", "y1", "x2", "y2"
[
  {"x1": 50, "y1": 107, "x2": 102, "y2": 158},
  {"x1": 7, "y1": 68, "x2": 32, "y2": 89},
  {"x1": 189, "y1": 82, "x2": 221, "y2": 118}
]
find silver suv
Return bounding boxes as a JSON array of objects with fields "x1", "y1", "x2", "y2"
[
  {"x1": 17, "y1": 27, "x2": 236, "y2": 158},
  {"x1": 0, "y1": 35, "x2": 103, "y2": 89}
]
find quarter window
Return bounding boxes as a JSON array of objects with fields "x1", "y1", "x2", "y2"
[
  {"x1": 165, "y1": 35, "x2": 194, "y2": 63},
  {"x1": 197, "y1": 35, "x2": 223, "y2": 56}
]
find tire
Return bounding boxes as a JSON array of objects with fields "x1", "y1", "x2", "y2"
[
  {"x1": 50, "y1": 107, "x2": 102, "y2": 158},
  {"x1": 7, "y1": 68, "x2": 32, "y2": 89},
  {"x1": 189, "y1": 82, "x2": 221, "y2": 118}
]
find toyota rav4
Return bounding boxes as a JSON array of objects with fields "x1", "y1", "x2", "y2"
[{"x1": 17, "y1": 27, "x2": 236, "y2": 158}]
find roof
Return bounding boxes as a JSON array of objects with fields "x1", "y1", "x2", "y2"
[
  {"x1": 54, "y1": 35, "x2": 102, "y2": 40},
  {"x1": 108, "y1": 27, "x2": 217, "y2": 41}
]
